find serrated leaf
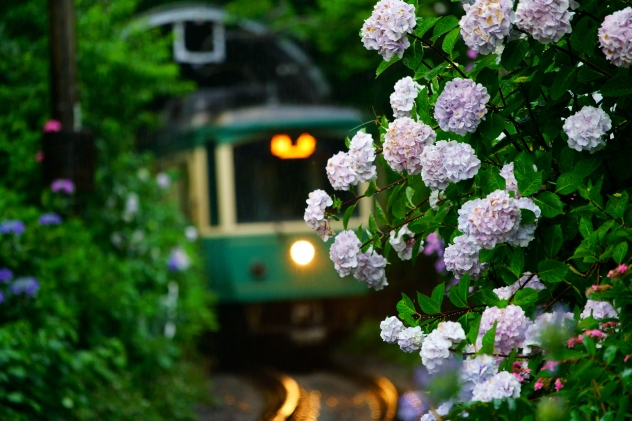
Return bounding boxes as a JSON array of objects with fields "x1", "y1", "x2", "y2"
[
  {"x1": 397, "y1": 293, "x2": 419, "y2": 325},
  {"x1": 556, "y1": 172, "x2": 582, "y2": 195},
  {"x1": 479, "y1": 247, "x2": 496, "y2": 263},
  {"x1": 375, "y1": 201, "x2": 389, "y2": 226},
  {"x1": 442, "y1": 27, "x2": 460, "y2": 55},
  {"x1": 514, "y1": 151, "x2": 542, "y2": 196},
  {"x1": 513, "y1": 289, "x2": 539, "y2": 310},
  {"x1": 471, "y1": 289, "x2": 500, "y2": 306},
  {"x1": 577, "y1": 66, "x2": 605, "y2": 83},
  {"x1": 534, "y1": 192, "x2": 565, "y2": 218},
  {"x1": 573, "y1": 156, "x2": 602, "y2": 179},
  {"x1": 387, "y1": 183, "x2": 405, "y2": 211},
  {"x1": 431, "y1": 16, "x2": 459, "y2": 41},
  {"x1": 414, "y1": 16, "x2": 441, "y2": 38},
  {"x1": 613, "y1": 242, "x2": 628, "y2": 264},
  {"x1": 423, "y1": 63, "x2": 449, "y2": 81},
  {"x1": 501, "y1": 40, "x2": 528, "y2": 70},
  {"x1": 520, "y1": 208, "x2": 536, "y2": 225},
  {"x1": 376, "y1": 56, "x2": 401, "y2": 77},
  {"x1": 570, "y1": 17, "x2": 598, "y2": 57},
  {"x1": 417, "y1": 291, "x2": 441, "y2": 315},
  {"x1": 606, "y1": 192, "x2": 629, "y2": 219},
  {"x1": 365, "y1": 179, "x2": 378, "y2": 197},
  {"x1": 368, "y1": 213, "x2": 379, "y2": 233},
  {"x1": 543, "y1": 225, "x2": 563, "y2": 257},
  {"x1": 579, "y1": 216, "x2": 593, "y2": 238},
  {"x1": 551, "y1": 66, "x2": 576, "y2": 100},
  {"x1": 450, "y1": 275, "x2": 470, "y2": 308},
  {"x1": 479, "y1": 113, "x2": 506, "y2": 142},
  {"x1": 480, "y1": 321, "x2": 497, "y2": 355},
  {"x1": 476, "y1": 68, "x2": 499, "y2": 101},
  {"x1": 601, "y1": 76, "x2": 632, "y2": 97},
  {"x1": 537, "y1": 260, "x2": 568, "y2": 283},
  {"x1": 509, "y1": 248, "x2": 524, "y2": 278},
  {"x1": 405, "y1": 186, "x2": 415, "y2": 208},
  {"x1": 343, "y1": 203, "x2": 357, "y2": 230},
  {"x1": 431, "y1": 282, "x2": 445, "y2": 309}
]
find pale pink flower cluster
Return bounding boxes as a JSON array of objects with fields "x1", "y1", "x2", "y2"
[
  {"x1": 479, "y1": 305, "x2": 532, "y2": 354},
  {"x1": 355, "y1": 247, "x2": 389, "y2": 290},
  {"x1": 397, "y1": 326, "x2": 425, "y2": 352},
  {"x1": 493, "y1": 272, "x2": 545, "y2": 300},
  {"x1": 580, "y1": 300, "x2": 618, "y2": 320},
  {"x1": 499, "y1": 162, "x2": 519, "y2": 197},
  {"x1": 471, "y1": 371, "x2": 521, "y2": 402},
  {"x1": 434, "y1": 78, "x2": 490, "y2": 136},
  {"x1": 420, "y1": 140, "x2": 481, "y2": 190},
  {"x1": 361, "y1": 0, "x2": 417, "y2": 60},
  {"x1": 383, "y1": 117, "x2": 436, "y2": 175},
  {"x1": 515, "y1": 0, "x2": 574, "y2": 44},
  {"x1": 444, "y1": 235, "x2": 488, "y2": 280},
  {"x1": 420, "y1": 321, "x2": 465, "y2": 373},
  {"x1": 460, "y1": 354, "x2": 498, "y2": 398},
  {"x1": 304, "y1": 189, "x2": 334, "y2": 241},
  {"x1": 390, "y1": 77, "x2": 421, "y2": 118},
  {"x1": 563, "y1": 106, "x2": 612, "y2": 153},
  {"x1": 598, "y1": 8, "x2": 632, "y2": 68},
  {"x1": 326, "y1": 132, "x2": 377, "y2": 190},
  {"x1": 329, "y1": 231, "x2": 388, "y2": 289},
  {"x1": 380, "y1": 315, "x2": 404, "y2": 343},
  {"x1": 459, "y1": 0, "x2": 515, "y2": 55}
]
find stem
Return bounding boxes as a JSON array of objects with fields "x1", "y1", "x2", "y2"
[
  {"x1": 521, "y1": 86, "x2": 550, "y2": 151},
  {"x1": 549, "y1": 44, "x2": 613, "y2": 79},
  {"x1": 508, "y1": 272, "x2": 537, "y2": 304},
  {"x1": 329, "y1": 177, "x2": 407, "y2": 212},
  {"x1": 360, "y1": 210, "x2": 428, "y2": 249},
  {"x1": 541, "y1": 285, "x2": 573, "y2": 312},
  {"x1": 411, "y1": 35, "x2": 468, "y2": 79}
]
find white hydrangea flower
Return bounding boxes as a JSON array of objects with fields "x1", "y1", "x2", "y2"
[
  {"x1": 184, "y1": 225, "x2": 199, "y2": 242},
  {"x1": 515, "y1": 0, "x2": 574, "y2": 44},
  {"x1": 349, "y1": 131, "x2": 377, "y2": 183},
  {"x1": 389, "y1": 224, "x2": 420, "y2": 261},
  {"x1": 444, "y1": 235, "x2": 488, "y2": 280},
  {"x1": 380, "y1": 316, "x2": 404, "y2": 343},
  {"x1": 122, "y1": 192, "x2": 140, "y2": 222},
  {"x1": 493, "y1": 272, "x2": 545, "y2": 300},
  {"x1": 500, "y1": 162, "x2": 519, "y2": 197},
  {"x1": 397, "y1": 326, "x2": 425, "y2": 352},
  {"x1": 390, "y1": 77, "x2": 421, "y2": 118},
  {"x1": 329, "y1": 230, "x2": 362, "y2": 277},
  {"x1": 580, "y1": 300, "x2": 618, "y2": 320},
  {"x1": 429, "y1": 190, "x2": 447, "y2": 211},
  {"x1": 355, "y1": 247, "x2": 389, "y2": 290},
  {"x1": 437, "y1": 321, "x2": 466, "y2": 344},
  {"x1": 434, "y1": 78, "x2": 490, "y2": 136},
  {"x1": 420, "y1": 401, "x2": 453, "y2": 421},
  {"x1": 457, "y1": 189, "x2": 522, "y2": 250},
  {"x1": 459, "y1": 0, "x2": 515, "y2": 55},
  {"x1": 326, "y1": 152, "x2": 356, "y2": 191},
  {"x1": 304, "y1": 189, "x2": 334, "y2": 241},
  {"x1": 471, "y1": 371, "x2": 521, "y2": 402},
  {"x1": 361, "y1": 0, "x2": 417, "y2": 60},
  {"x1": 563, "y1": 106, "x2": 612, "y2": 153},
  {"x1": 598, "y1": 8, "x2": 632, "y2": 68},
  {"x1": 524, "y1": 310, "x2": 575, "y2": 350},
  {"x1": 420, "y1": 329, "x2": 453, "y2": 374},
  {"x1": 383, "y1": 117, "x2": 436, "y2": 175},
  {"x1": 420, "y1": 140, "x2": 481, "y2": 190},
  {"x1": 479, "y1": 305, "x2": 533, "y2": 354},
  {"x1": 460, "y1": 354, "x2": 498, "y2": 397},
  {"x1": 507, "y1": 197, "x2": 541, "y2": 247},
  {"x1": 156, "y1": 172, "x2": 171, "y2": 189}
]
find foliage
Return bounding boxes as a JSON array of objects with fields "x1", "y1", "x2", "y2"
[
  {"x1": 0, "y1": 0, "x2": 214, "y2": 420},
  {"x1": 314, "y1": 0, "x2": 632, "y2": 418}
]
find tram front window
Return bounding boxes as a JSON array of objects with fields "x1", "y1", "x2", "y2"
[{"x1": 233, "y1": 136, "x2": 356, "y2": 223}]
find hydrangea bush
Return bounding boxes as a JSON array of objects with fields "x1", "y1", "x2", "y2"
[{"x1": 306, "y1": 0, "x2": 632, "y2": 418}]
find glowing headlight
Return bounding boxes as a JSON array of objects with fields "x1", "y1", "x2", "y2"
[{"x1": 290, "y1": 240, "x2": 315, "y2": 265}]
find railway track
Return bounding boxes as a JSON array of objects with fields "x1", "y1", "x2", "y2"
[{"x1": 198, "y1": 367, "x2": 398, "y2": 421}]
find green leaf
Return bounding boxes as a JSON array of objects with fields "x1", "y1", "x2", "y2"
[
  {"x1": 534, "y1": 192, "x2": 565, "y2": 218},
  {"x1": 387, "y1": 183, "x2": 405, "y2": 211},
  {"x1": 556, "y1": 172, "x2": 582, "y2": 195},
  {"x1": 573, "y1": 156, "x2": 602, "y2": 179},
  {"x1": 513, "y1": 289, "x2": 539, "y2": 310},
  {"x1": 414, "y1": 16, "x2": 441, "y2": 38},
  {"x1": 551, "y1": 66, "x2": 576, "y2": 100},
  {"x1": 467, "y1": 313, "x2": 481, "y2": 345},
  {"x1": 476, "y1": 68, "x2": 499, "y2": 101},
  {"x1": 343, "y1": 203, "x2": 357, "y2": 230},
  {"x1": 558, "y1": 147, "x2": 577, "y2": 174},
  {"x1": 613, "y1": 242, "x2": 628, "y2": 264},
  {"x1": 431, "y1": 282, "x2": 446, "y2": 309},
  {"x1": 442, "y1": 27, "x2": 460, "y2": 55},
  {"x1": 509, "y1": 248, "x2": 524, "y2": 277},
  {"x1": 606, "y1": 192, "x2": 629, "y2": 219},
  {"x1": 397, "y1": 293, "x2": 419, "y2": 325},
  {"x1": 520, "y1": 208, "x2": 536, "y2": 225},
  {"x1": 479, "y1": 247, "x2": 496, "y2": 263},
  {"x1": 431, "y1": 16, "x2": 459, "y2": 41},
  {"x1": 476, "y1": 167, "x2": 506, "y2": 196},
  {"x1": 365, "y1": 179, "x2": 378, "y2": 197},
  {"x1": 403, "y1": 48, "x2": 424, "y2": 72},
  {"x1": 543, "y1": 225, "x2": 563, "y2": 257},
  {"x1": 449, "y1": 275, "x2": 470, "y2": 308},
  {"x1": 601, "y1": 76, "x2": 632, "y2": 97},
  {"x1": 479, "y1": 113, "x2": 506, "y2": 142},
  {"x1": 479, "y1": 321, "x2": 497, "y2": 355},
  {"x1": 376, "y1": 56, "x2": 401, "y2": 77},
  {"x1": 570, "y1": 17, "x2": 598, "y2": 57},
  {"x1": 423, "y1": 62, "x2": 449, "y2": 81},
  {"x1": 417, "y1": 291, "x2": 441, "y2": 315},
  {"x1": 368, "y1": 213, "x2": 379, "y2": 233},
  {"x1": 375, "y1": 201, "x2": 389, "y2": 226},
  {"x1": 501, "y1": 40, "x2": 529, "y2": 70},
  {"x1": 537, "y1": 260, "x2": 568, "y2": 283},
  {"x1": 579, "y1": 216, "x2": 593, "y2": 238},
  {"x1": 514, "y1": 151, "x2": 542, "y2": 196},
  {"x1": 471, "y1": 289, "x2": 500, "y2": 307},
  {"x1": 577, "y1": 66, "x2": 605, "y2": 83}
]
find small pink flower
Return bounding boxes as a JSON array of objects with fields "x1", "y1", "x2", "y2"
[
  {"x1": 585, "y1": 329, "x2": 604, "y2": 338},
  {"x1": 43, "y1": 120, "x2": 62, "y2": 133},
  {"x1": 35, "y1": 151, "x2": 44, "y2": 163},
  {"x1": 467, "y1": 48, "x2": 478, "y2": 59},
  {"x1": 534, "y1": 378, "x2": 543, "y2": 391},
  {"x1": 625, "y1": 355, "x2": 630, "y2": 363},
  {"x1": 607, "y1": 264, "x2": 629, "y2": 279},
  {"x1": 541, "y1": 360, "x2": 558, "y2": 372},
  {"x1": 568, "y1": 335, "x2": 583, "y2": 348},
  {"x1": 513, "y1": 372, "x2": 524, "y2": 382},
  {"x1": 554, "y1": 378, "x2": 564, "y2": 391},
  {"x1": 51, "y1": 179, "x2": 75, "y2": 194}
]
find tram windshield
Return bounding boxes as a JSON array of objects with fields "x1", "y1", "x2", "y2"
[{"x1": 233, "y1": 136, "x2": 357, "y2": 223}]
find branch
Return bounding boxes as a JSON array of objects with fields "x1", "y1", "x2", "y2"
[
  {"x1": 328, "y1": 177, "x2": 407, "y2": 213},
  {"x1": 411, "y1": 34, "x2": 468, "y2": 79},
  {"x1": 508, "y1": 272, "x2": 537, "y2": 304}
]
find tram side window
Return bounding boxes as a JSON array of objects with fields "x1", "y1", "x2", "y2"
[{"x1": 233, "y1": 137, "x2": 356, "y2": 223}]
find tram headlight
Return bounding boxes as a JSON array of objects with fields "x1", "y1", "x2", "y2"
[{"x1": 290, "y1": 240, "x2": 315, "y2": 265}]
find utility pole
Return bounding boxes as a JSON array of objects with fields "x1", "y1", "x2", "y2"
[{"x1": 44, "y1": 0, "x2": 95, "y2": 192}]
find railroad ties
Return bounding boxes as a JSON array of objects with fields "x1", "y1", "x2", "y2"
[{"x1": 199, "y1": 368, "x2": 397, "y2": 421}]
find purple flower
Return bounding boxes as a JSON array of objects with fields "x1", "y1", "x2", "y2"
[
  {"x1": 10, "y1": 277, "x2": 39, "y2": 297},
  {"x1": 0, "y1": 291, "x2": 4, "y2": 304},
  {"x1": 423, "y1": 232, "x2": 444, "y2": 256},
  {"x1": 361, "y1": 0, "x2": 417, "y2": 60},
  {"x1": 434, "y1": 78, "x2": 490, "y2": 136},
  {"x1": 167, "y1": 247, "x2": 191, "y2": 271},
  {"x1": 0, "y1": 268, "x2": 14, "y2": 283},
  {"x1": 39, "y1": 213, "x2": 63, "y2": 226},
  {"x1": 598, "y1": 7, "x2": 632, "y2": 68},
  {"x1": 43, "y1": 120, "x2": 62, "y2": 133},
  {"x1": 51, "y1": 179, "x2": 75, "y2": 194},
  {"x1": 0, "y1": 220, "x2": 25, "y2": 236},
  {"x1": 397, "y1": 391, "x2": 427, "y2": 421}
]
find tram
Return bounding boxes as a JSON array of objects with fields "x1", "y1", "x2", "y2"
[{"x1": 133, "y1": 3, "x2": 371, "y2": 344}]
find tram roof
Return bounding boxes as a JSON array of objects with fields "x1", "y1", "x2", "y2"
[{"x1": 151, "y1": 105, "x2": 367, "y2": 153}]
